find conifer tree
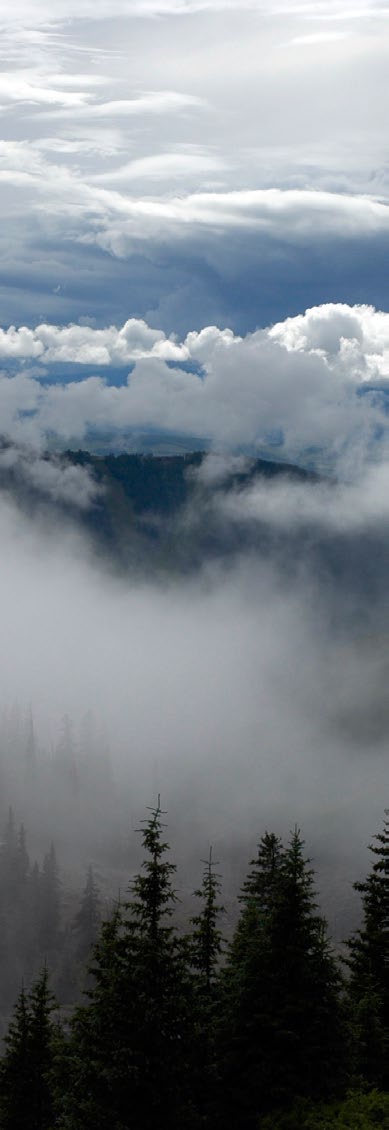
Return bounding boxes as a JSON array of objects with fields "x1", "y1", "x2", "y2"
[
  {"x1": 72, "y1": 865, "x2": 101, "y2": 964},
  {"x1": 269, "y1": 829, "x2": 345, "y2": 1106},
  {"x1": 218, "y1": 830, "x2": 285, "y2": 1127},
  {"x1": 219, "y1": 828, "x2": 345, "y2": 1128},
  {"x1": 191, "y1": 847, "x2": 224, "y2": 992},
  {"x1": 39, "y1": 843, "x2": 61, "y2": 953},
  {"x1": 0, "y1": 983, "x2": 31, "y2": 1129},
  {"x1": 190, "y1": 848, "x2": 224, "y2": 1126},
  {"x1": 0, "y1": 968, "x2": 61, "y2": 1130},
  {"x1": 16, "y1": 825, "x2": 29, "y2": 885},
  {"x1": 62, "y1": 800, "x2": 194, "y2": 1130},
  {"x1": 346, "y1": 811, "x2": 388, "y2": 1088}
]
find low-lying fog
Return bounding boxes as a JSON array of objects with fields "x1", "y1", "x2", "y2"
[{"x1": 0, "y1": 452, "x2": 387, "y2": 936}]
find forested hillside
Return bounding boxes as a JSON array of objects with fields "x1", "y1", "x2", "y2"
[{"x1": 0, "y1": 802, "x2": 387, "y2": 1129}]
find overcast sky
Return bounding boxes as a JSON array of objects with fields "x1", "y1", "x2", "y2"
[{"x1": 1, "y1": 0, "x2": 389, "y2": 460}]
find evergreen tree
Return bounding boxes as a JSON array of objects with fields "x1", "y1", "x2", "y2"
[
  {"x1": 0, "y1": 968, "x2": 62, "y2": 1130},
  {"x1": 0, "y1": 984, "x2": 31, "y2": 1129},
  {"x1": 190, "y1": 848, "x2": 225, "y2": 1126},
  {"x1": 72, "y1": 865, "x2": 101, "y2": 964},
  {"x1": 219, "y1": 828, "x2": 345, "y2": 1128},
  {"x1": 0, "y1": 809, "x2": 18, "y2": 902},
  {"x1": 39, "y1": 843, "x2": 61, "y2": 953},
  {"x1": 218, "y1": 830, "x2": 285, "y2": 1127},
  {"x1": 16, "y1": 825, "x2": 29, "y2": 885},
  {"x1": 62, "y1": 800, "x2": 195, "y2": 1130},
  {"x1": 346, "y1": 812, "x2": 388, "y2": 1089},
  {"x1": 270, "y1": 829, "x2": 345, "y2": 1106}
]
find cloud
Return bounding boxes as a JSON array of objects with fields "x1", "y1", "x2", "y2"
[
  {"x1": 0, "y1": 0, "x2": 388, "y2": 342},
  {"x1": 41, "y1": 90, "x2": 205, "y2": 122},
  {"x1": 0, "y1": 445, "x2": 101, "y2": 509},
  {"x1": 93, "y1": 149, "x2": 226, "y2": 184},
  {"x1": 0, "y1": 319, "x2": 187, "y2": 365},
  {"x1": 0, "y1": 303, "x2": 388, "y2": 467},
  {"x1": 2, "y1": 0, "x2": 387, "y2": 18},
  {"x1": 0, "y1": 435, "x2": 386, "y2": 894},
  {"x1": 214, "y1": 461, "x2": 389, "y2": 534}
]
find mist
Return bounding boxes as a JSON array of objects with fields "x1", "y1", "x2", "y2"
[{"x1": 0, "y1": 450, "x2": 387, "y2": 945}]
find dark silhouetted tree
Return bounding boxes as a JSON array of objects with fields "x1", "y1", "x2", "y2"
[
  {"x1": 190, "y1": 847, "x2": 224, "y2": 1126},
  {"x1": 62, "y1": 799, "x2": 195, "y2": 1130},
  {"x1": 0, "y1": 967, "x2": 62, "y2": 1130},
  {"x1": 219, "y1": 828, "x2": 345, "y2": 1128},
  {"x1": 346, "y1": 811, "x2": 388, "y2": 1089}
]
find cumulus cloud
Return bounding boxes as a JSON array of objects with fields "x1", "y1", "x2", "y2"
[
  {"x1": 0, "y1": 319, "x2": 187, "y2": 365},
  {"x1": 0, "y1": 303, "x2": 388, "y2": 467}
]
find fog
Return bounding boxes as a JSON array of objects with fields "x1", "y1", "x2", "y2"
[{"x1": 0, "y1": 450, "x2": 387, "y2": 942}]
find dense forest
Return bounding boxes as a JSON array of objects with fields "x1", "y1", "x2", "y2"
[{"x1": 0, "y1": 800, "x2": 387, "y2": 1129}]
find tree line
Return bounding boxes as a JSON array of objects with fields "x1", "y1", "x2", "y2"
[
  {"x1": 0, "y1": 803, "x2": 387, "y2": 1129},
  {"x1": 0, "y1": 807, "x2": 102, "y2": 1020}
]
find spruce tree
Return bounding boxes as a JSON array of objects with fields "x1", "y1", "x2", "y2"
[
  {"x1": 62, "y1": 800, "x2": 194, "y2": 1130},
  {"x1": 0, "y1": 983, "x2": 31, "y2": 1129},
  {"x1": 218, "y1": 830, "x2": 285, "y2": 1128},
  {"x1": 39, "y1": 843, "x2": 61, "y2": 953},
  {"x1": 0, "y1": 968, "x2": 61, "y2": 1130},
  {"x1": 190, "y1": 848, "x2": 224, "y2": 1125},
  {"x1": 269, "y1": 829, "x2": 345, "y2": 1107},
  {"x1": 219, "y1": 828, "x2": 345, "y2": 1128},
  {"x1": 191, "y1": 847, "x2": 224, "y2": 992},
  {"x1": 346, "y1": 812, "x2": 388, "y2": 1089},
  {"x1": 72, "y1": 865, "x2": 101, "y2": 964}
]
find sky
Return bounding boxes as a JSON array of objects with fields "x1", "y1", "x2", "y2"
[{"x1": 0, "y1": 0, "x2": 389, "y2": 462}]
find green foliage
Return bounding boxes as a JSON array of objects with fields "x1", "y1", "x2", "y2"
[{"x1": 259, "y1": 1090, "x2": 389, "y2": 1129}]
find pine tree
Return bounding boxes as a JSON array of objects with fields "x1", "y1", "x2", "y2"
[
  {"x1": 72, "y1": 865, "x2": 101, "y2": 964},
  {"x1": 27, "y1": 966, "x2": 62, "y2": 1129},
  {"x1": 0, "y1": 983, "x2": 31, "y2": 1129},
  {"x1": 218, "y1": 830, "x2": 286, "y2": 1127},
  {"x1": 190, "y1": 848, "x2": 225, "y2": 1126},
  {"x1": 269, "y1": 829, "x2": 345, "y2": 1106},
  {"x1": 62, "y1": 800, "x2": 195, "y2": 1130},
  {"x1": 39, "y1": 843, "x2": 61, "y2": 953},
  {"x1": 191, "y1": 847, "x2": 224, "y2": 992},
  {"x1": 0, "y1": 968, "x2": 62, "y2": 1130},
  {"x1": 346, "y1": 811, "x2": 388, "y2": 1088},
  {"x1": 218, "y1": 828, "x2": 345, "y2": 1128},
  {"x1": 16, "y1": 824, "x2": 29, "y2": 885}
]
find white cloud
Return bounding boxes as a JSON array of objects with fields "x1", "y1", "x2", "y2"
[
  {"x1": 269, "y1": 302, "x2": 389, "y2": 380},
  {"x1": 217, "y1": 462, "x2": 389, "y2": 534},
  {"x1": 84, "y1": 189, "x2": 389, "y2": 260},
  {"x1": 0, "y1": 303, "x2": 388, "y2": 467},
  {"x1": 93, "y1": 149, "x2": 225, "y2": 184},
  {"x1": 0, "y1": 319, "x2": 187, "y2": 365},
  {"x1": 40, "y1": 90, "x2": 205, "y2": 121},
  {"x1": 0, "y1": 446, "x2": 101, "y2": 508}
]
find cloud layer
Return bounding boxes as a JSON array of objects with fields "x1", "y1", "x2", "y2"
[
  {"x1": 0, "y1": 1, "x2": 388, "y2": 333},
  {"x1": 0, "y1": 302, "x2": 389, "y2": 469}
]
